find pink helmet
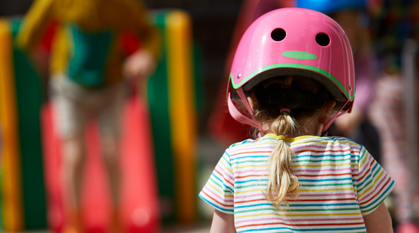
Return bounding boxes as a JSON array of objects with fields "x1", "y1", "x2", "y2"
[{"x1": 227, "y1": 7, "x2": 355, "y2": 133}]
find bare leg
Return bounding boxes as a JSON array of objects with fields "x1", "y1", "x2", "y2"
[
  {"x1": 97, "y1": 82, "x2": 125, "y2": 232},
  {"x1": 101, "y1": 134, "x2": 121, "y2": 206},
  {"x1": 61, "y1": 134, "x2": 86, "y2": 232},
  {"x1": 101, "y1": 134, "x2": 122, "y2": 233}
]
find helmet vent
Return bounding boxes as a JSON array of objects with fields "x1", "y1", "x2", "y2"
[
  {"x1": 316, "y1": 33, "x2": 330, "y2": 46},
  {"x1": 271, "y1": 28, "x2": 286, "y2": 41}
]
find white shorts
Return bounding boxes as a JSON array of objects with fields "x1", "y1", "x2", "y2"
[{"x1": 50, "y1": 76, "x2": 126, "y2": 139}]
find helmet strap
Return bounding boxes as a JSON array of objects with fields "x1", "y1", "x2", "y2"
[
  {"x1": 237, "y1": 88, "x2": 254, "y2": 117},
  {"x1": 227, "y1": 90, "x2": 261, "y2": 129},
  {"x1": 321, "y1": 99, "x2": 350, "y2": 135}
]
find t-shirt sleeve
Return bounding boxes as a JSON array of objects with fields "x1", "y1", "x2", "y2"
[
  {"x1": 356, "y1": 146, "x2": 396, "y2": 216},
  {"x1": 199, "y1": 151, "x2": 234, "y2": 215}
]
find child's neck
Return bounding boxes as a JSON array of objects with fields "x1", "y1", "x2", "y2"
[{"x1": 262, "y1": 118, "x2": 323, "y2": 138}]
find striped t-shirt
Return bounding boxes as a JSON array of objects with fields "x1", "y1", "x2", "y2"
[{"x1": 199, "y1": 135, "x2": 395, "y2": 233}]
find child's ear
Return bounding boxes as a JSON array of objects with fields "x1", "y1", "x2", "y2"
[
  {"x1": 247, "y1": 90, "x2": 258, "y2": 109},
  {"x1": 319, "y1": 101, "x2": 336, "y2": 124}
]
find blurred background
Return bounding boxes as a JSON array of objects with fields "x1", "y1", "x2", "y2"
[
  {"x1": 0, "y1": 0, "x2": 242, "y2": 134},
  {"x1": 0, "y1": 0, "x2": 418, "y2": 232}
]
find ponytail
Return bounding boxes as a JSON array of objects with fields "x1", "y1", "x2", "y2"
[
  {"x1": 251, "y1": 75, "x2": 325, "y2": 210},
  {"x1": 259, "y1": 112, "x2": 299, "y2": 210}
]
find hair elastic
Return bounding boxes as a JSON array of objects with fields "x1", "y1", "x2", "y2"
[
  {"x1": 265, "y1": 133, "x2": 285, "y2": 140},
  {"x1": 280, "y1": 108, "x2": 291, "y2": 113}
]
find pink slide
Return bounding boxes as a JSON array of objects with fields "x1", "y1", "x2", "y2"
[{"x1": 41, "y1": 97, "x2": 160, "y2": 233}]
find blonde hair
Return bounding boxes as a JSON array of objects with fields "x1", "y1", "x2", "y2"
[
  {"x1": 254, "y1": 111, "x2": 299, "y2": 210},
  {"x1": 253, "y1": 76, "x2": 300, "y2": 210}
]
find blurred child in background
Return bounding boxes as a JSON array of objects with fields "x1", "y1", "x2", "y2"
[
  {"x1": 369, "y1": 0, "x2": 419, "y2": 232},
  {"x1": 201, "y1": 8, "x2": 394, "y2": 233},
  {"x1": 17, "y1": 0, "x2": 160, "y2": 232}
]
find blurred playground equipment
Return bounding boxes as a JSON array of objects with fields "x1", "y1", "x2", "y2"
[
  {"x1": 0, "y1": 18, "x2": 47, "y2": 232},
  {"x1": 0, "y1": 9, "x2": 203, "y2": 232},
  {"x1": 147, "y1": 9, "x2": 203, "y2": 224}
]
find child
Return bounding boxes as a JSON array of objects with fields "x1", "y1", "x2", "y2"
[
  {"x1": 16, "y1": 0, "x2": 160, "y2": 232},
  {"x1": 200, "y1": 8, "x2": 395, "y2": 233},
  {"x1": 368, "y1": 0, "x2": 419, "y2": 232}
]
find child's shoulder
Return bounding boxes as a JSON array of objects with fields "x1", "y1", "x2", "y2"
[
  {"x1": 298, "y1": 135, "x2": 364, "y2": 147},
  {"x1": 320, "y1": 135, "x2": 357, "y2": 143},
  {"x1": 297, "y1": 136, "x2": 367, "y2": 155},
  {"x1": 225, "y1": 136, "x2": 276, "y2": 154},
  {"x1": 225, "y1": 135, "x2": 365, "y2": 154},
  {"x1": 289, "y1": 136, "x2": 368, "y2": 160},
  {"x1": 325, "y1": 136, "x2": 364, "y2": 147},
  {"x1": 228, "y1": 135, "x2": 281, "y2": 147},
  {"x1": 227, "y1": 138, "x2": 258, "y2": 151}
]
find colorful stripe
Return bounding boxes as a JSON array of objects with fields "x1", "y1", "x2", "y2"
[{"x1": 200, "y1": 135, "x2": 395, "y2": 232}]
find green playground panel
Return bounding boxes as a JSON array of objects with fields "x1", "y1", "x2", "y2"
[
  {"x1": 10, "y1": 18, "x2": 47, "y2": 230},
  {"x1": 147, "y1": 11, "x2": 177, "y2": 222},
  {"x1": 147, "y1": 10, "x2": 205, "y2": 223}
]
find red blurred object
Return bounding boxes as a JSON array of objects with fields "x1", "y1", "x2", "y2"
[
  {"x1": 121, "y1": 32, "x2": 142, "y2": 56},
  {"x1": 40, "y1": 21, "x2": 58, "y2": 53},
  {"x1": 41, "y1": 97, "x2": 160, "y2": 233},
  {"x1": 397, "y1": 222, "x2": 419, "y2": 233},
  {"x1": 38, "y1": 21, "x2": 142, "y2": 56},
  {"x1": 208, "y1": 0, "x2": 287, "y2": 146}
]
